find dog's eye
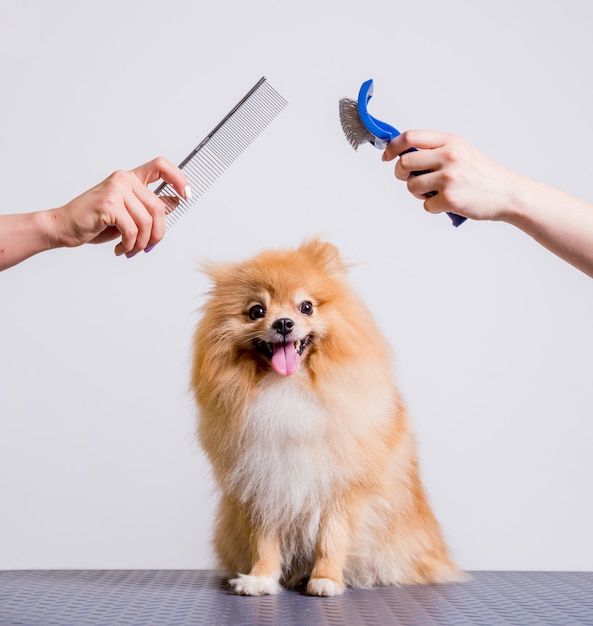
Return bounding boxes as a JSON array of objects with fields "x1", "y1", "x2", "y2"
[
  {"x1": 298, "y1": 301, "x2": 313, "y2": 316},
  {"x1": 249, "y1": 304, "x2": 266, "y2": 320}
]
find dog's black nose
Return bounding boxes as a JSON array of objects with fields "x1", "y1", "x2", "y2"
[{"x1": 273, "y1": 318, "x2": 294, "y2": 337}]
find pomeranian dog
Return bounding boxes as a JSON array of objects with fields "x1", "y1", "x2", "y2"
[{"x1": 191, "y1": 239, "x2": 462, "y2": 596}]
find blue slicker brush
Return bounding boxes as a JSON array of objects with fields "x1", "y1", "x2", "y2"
[{"x1": 339, "y1": 79, "x2": 466, "y2": 227}]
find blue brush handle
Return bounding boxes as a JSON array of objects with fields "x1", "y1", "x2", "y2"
[{"x1": 357, "y1": 79, "x2": 466, "y2": 228}]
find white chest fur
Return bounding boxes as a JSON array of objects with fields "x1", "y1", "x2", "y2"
[
  {"x1": 245, "y1": 377, "x2": 327, "y2": 441},
  {"x1": 227, "y1": 377, "x2": 336, "y2": 526}
]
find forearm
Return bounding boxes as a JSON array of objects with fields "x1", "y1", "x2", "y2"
[
  {"x1": 385, "y1": 131, "x2": 593, "y2": 279},
  {"x1": 0, "y1": 210, "x2": 59, "y2": 271},
  {"x1": 505, "y1": 178, "x2": 593, "y2": 279}
]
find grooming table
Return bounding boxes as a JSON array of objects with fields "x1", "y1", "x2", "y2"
[{"x1": 1, "y1": 570, "x2": 592, "y2": 625}]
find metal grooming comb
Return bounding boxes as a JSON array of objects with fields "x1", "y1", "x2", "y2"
[{"x1": 155, "y1": 77, "x2": 287, "y2": 231}]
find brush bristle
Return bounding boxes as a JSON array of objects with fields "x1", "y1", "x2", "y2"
[{"x1": 338, "y1": 97, "x2": 374, "y2": 150}]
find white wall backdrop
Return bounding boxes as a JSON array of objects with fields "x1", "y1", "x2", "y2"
[{"x1": 1, "y1": 0, "x2": 592, "y2": 571}]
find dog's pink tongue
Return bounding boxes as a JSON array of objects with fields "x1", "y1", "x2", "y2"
[{"x1": 271, "y1": 342, "x2": 300, "y2": 376}]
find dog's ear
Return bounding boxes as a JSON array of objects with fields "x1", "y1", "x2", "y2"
[
  {"x1": 199, "y1": 259, "x2": 221, "y2": 281},
  {"x1": 199, "y1": 259, "x2": 238, "y2": 287},
  {"x1": 300, "y1": 239, "x2": 348, "y2": 276}
]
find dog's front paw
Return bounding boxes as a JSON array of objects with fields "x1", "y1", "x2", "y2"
[
  {"x1": 306, "y1": 577, "x2": 345, "y2": 597},
  {"x1": 229, "y1": 573, "x2": 282, "y2": 596}
]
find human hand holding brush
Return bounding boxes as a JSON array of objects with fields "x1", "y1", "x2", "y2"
[
  {"x1": 383, "y1": 131, "x2": 520, "y2": 222},
  {"x1": 339, "y1": 79, "x2": 465, "y2": 226},
  {"x1": 383, "y1": 130, "x2": 593, "y2": 279}
]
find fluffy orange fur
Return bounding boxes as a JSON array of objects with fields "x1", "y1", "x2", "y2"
[{"x1": 191, "y1": 239, "x2": 462, "y2": 596}]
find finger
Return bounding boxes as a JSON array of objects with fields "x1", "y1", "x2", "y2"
[
  {"x1": 396, "y1": 150, "x2": 442, "y2": 178},
  {"x1": 422, "y1": 193, "x2": 449, "y2": 216},
  {"x1": 111, "y1": 189, "x2": 162, "y2": 257},
  {"x1": 113, "y1": 207, "x2": 140, "y2": 257},
  {"x1": 394, "y1": 153, "x2": 437, "y2": 182},
  {"x1": 126, "y1": 158, "x2": 187, "y2": 255},
  {"x1": 406, "y1": 171, "x2": 440, "y2": 200},
  {"x1": 131, "y1": 156, "x2": 190, "y2": 201},
  {"x1": 382, "y1": 134, "x2": 410, "y2": 162},
  {"x1": 126, "y1": 193, "x2": 161, "y2": 256},
  {"x1": 130, "y1": 183, "x2": 170, "y2": 248},
  {"x1": 383, "y1": 130, "x2": 451, "y2": 162},
  {"x1": 160, "y1": 195, "x2": 180, "y2": 215}
]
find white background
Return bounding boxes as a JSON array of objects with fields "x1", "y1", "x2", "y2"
[{"x1": 1, "y1": 0, "x2": 592, "y2": 572}]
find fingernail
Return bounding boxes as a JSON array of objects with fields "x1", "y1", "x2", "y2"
[
  {"x1": 184, "y1": 185, "x2": 192, "y2": 201},
  {"x1": 126, "y1": 251, "x2": 139, "y2": 259},
  {"x1": 144, "y1": 245, "x2": 155, "y2": 253}
]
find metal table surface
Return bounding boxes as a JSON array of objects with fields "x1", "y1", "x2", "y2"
[{"x1": 1, "y1": 570, "x2": 592, "y2": 626}]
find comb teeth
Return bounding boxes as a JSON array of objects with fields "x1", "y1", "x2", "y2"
[
  {"x1": 338, "y1": 97, "x2": 374, "y2": 150},
  {"x1": 157, "y1": 77, "x2": 288, "y2": 231}
]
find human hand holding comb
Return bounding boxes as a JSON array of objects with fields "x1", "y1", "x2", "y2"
[
  {"x1": 55, "y1": 157, "x2": 189, "y2": 258},
  {"x1": 0, "y1": 157, "x2": 188, "y2": 271},
  {"x1": 1, "y1": 77, "x2": 287, "y2": 271}
]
